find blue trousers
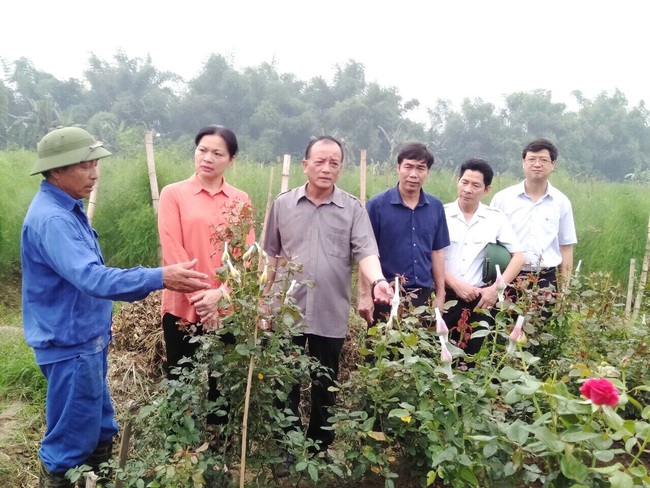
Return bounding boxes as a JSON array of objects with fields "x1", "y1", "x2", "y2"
[{"x1": 39, "y1": 347, "x2": 118, "y2": 473}]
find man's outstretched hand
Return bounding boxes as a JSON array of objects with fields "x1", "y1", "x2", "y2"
[{"x1": 163, "y1": 259, "x2": 211, "y2": 293}]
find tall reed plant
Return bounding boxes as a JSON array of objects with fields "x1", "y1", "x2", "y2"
[{"x1": 0, "y1": 146, "x2": 648, "y2": 285}]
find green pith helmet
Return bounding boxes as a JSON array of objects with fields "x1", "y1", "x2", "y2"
[
  {"x1": 31, "y1": 127, "x2": 112, "y2": 176},
  {"x1": 482, "y1": 242, "x2": 512, "y2": 284}
]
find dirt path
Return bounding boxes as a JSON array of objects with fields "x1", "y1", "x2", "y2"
[
  {"x1": 0, "y1": 325, "x2": 40, "y2": 487},
  {"x1": 0, "y1": 401, "x2": 26, "y2": 445},
  {"x1": 0, "y1": 400, "x2": 39, "y2": 488}
]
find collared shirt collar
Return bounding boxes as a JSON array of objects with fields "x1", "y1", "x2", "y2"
[
  {"x1": 446, "y1": 199, "x2": 463, "y2": 217},
  {"x1": 447, "y1": 199, "x2": 488, "y2": 220},
  {"x1": 388, "y1": 183, "x2": 428, "y2": 207},
  {"x1": 295, "y1": 183, "x2": 345, "y2": 208},
  {"x1": 41, "y1": 180, "x2": 84, "y2": 212},
  {"x1": 188, "y1": 173, "x2": 235, "y2": 197},
  {"x1": 517, "y1": 179, "x2": 558, "y2": 199}
]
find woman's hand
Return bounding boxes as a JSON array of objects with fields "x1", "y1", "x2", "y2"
[{"x1": 189, "y1": 287, "x2": 226, "y2": 319}]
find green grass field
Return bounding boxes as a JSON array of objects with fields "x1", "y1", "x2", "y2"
[
  {"x1": 2, "y1": 147, "x2": 648, "y2": 285},
  {"x1": 0, "y1": 144, "x2": 649, "y2": 488}
]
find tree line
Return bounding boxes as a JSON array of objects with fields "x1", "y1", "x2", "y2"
[{"x1": 1, "y1": 51, "x2": 649, "y2": 181}]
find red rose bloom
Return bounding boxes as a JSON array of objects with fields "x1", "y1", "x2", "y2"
[{"x1": 580, "y1": 378, "x2": 619, "y2": 406}]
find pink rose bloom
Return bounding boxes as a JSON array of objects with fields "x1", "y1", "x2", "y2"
[{"x1": 580, "y1": 378, "x2": 620, "y2": 406}]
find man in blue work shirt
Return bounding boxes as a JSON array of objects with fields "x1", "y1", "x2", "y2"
[
  {"x1": 359, "y1": 142, "x2": 449, "y2": 325},
  {"x1": 22, "y1": 126, "x2": 210, "y2": 487}
]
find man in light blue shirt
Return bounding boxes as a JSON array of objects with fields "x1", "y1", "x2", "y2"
[
  {"x1": 22, "y1": 127, "x2": 210, "y2": 487},
  {"x1": 490, "y1": 139, "x2": 577, "y2": 291}
]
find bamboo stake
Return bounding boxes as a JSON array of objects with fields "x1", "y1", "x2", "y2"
[
  {"x1": 145, "y1": 131, "x2": 161, "y2": 215},
  {"x1": 280, "y1": 155, "x2": 291, "y2": 193},
  {"x1": 357, "y1": 151, "x2": 368, "y2": 303},
  {"x1": 632, "y1": 214, "x2": 650, "y2": 322},
  {"x1": 258, "y1": 167, "x2": 275, "y2": 249},
  {"x1": 626, "y1": 258, "x2": 636, "y2": 319},
  {"x1": 241, "y1": 167, "x2": 276, "y2": 483},
  {"x1": 87, "y1": 161, "x2": 101, "y2": 225},
  {"x1": 144, "y1": 131, "x2": 162, "y2": 262},
  {"x1": 359, "y1": 149, "x2": 367, "y2": 205},
  {"x1": 239, "y1": 324, "x2": 258, "y2": 487}
]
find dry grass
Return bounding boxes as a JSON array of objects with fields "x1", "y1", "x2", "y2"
[{"x1": 108, "y1": 291, "x2": 166, "y2": 415}]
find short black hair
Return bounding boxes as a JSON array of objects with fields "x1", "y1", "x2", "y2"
[
  {"x1": 522, "y1": 139, "x2": 557, "y2": 161},
  {"x1": 195, "y1": 125, "x2": 239, "y2": 157},
  {"x1": 397, "y1": 142, "x2": 434, "y2": 169},
  {"x1": 304, "y1": 136, "x2": 344, "y2": 161},
  {"x1": 460, "y1": 158, "x2": 494, "y2": 186}
]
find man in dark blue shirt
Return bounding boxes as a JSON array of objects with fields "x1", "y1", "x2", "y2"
[
  {"x1": 359, "y1": 143, "x2": 449, "y2": 325},
  {"x1": 22, "y1": 127, "x2": 210, "y2": 487}
]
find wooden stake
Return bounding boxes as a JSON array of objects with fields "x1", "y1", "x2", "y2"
[
  {"x1": 356, "y1": 150, "x2": 369, "y2": 306},
  {"x1": 359, "y1": 149, "x2": 367, "y2": 205},
  {"x1": 239, "y1": 167, "x2": 275, "y2": 482},
  {"x1": 239, "y1": 324, "x2": 258, "y2": 487},
  {"x1": 145, "y1": 131, "x2": 161, "y2": 215},
  {"x1": 626, "y1": 258, "x2": 636, "y2": 319},
  {"x1": 114, "y1": 421, "x2": 133, "y2": 488},
  {"x1": 632, "y1": 214, "x2": 650, "y2": 322},
  {"x1": 258, "y1": 167, "x2": 275, "y2": 250},
  {"x1": 113, "y1": 403, "x2": 138, "y2": 488},
  {"x1": 280, "y1": 155, "x2": 291, "y2": 193},
  {"x1": 87, "y1": 161, "x2": 101, "y2": 225},
  {"x1": 144, "y1": 131, "x2": 162, "y2": 262},
  {"x1": 84, "y1": 471, "x2": 98, "y2": 488}
]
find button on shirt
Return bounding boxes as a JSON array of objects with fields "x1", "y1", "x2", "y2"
[
  {"x1": 21, "y1": 181, "x2": 163, "y2": 365},
  {"x1": 366, "y1": 185, "x2": 449, "y2": 289},
  {"x1": 490, "y1": 181, "x2": 577, "y2": 269},
  {"x1": 444, "y1": 200, "x2": 523, "y2": 286},
  {"x1": 263, "y1": 184, "x2": 378, "y2": 338}
]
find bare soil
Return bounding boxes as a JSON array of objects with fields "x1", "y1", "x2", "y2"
[{"x1": 0, "y1": 325, "x2": 41, "y2": 488}]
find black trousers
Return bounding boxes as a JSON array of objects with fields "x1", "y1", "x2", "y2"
[
  {"x1": 517, "y1": 267, "x2": 558, "y2": 322},
  {"x1": 162, "y1": 312, "x2": 234, "y2": 425},
  {"x1": 371, "y1": 287, "x2": 434, "y2": 326},
  {"x1": 286, "y1": 333, "x2": 345, "y2": 451},
  {"x1": 443, "y1": 288, "x2": 495, "y2": 355},
  {"x1": 519, "y1": 267, "x2": 557, "y2": 290}
]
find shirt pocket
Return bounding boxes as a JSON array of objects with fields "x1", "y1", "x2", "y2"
[
  {"x1": 472, "y1": 234, "x2": 490, "y2": 247},
  {"x1": 469, "y1": 234, "x2": 490, "y2": 260},
  {"x1": 324, "y1": 226, "x2": 350, "y2": 259},
  {"x1": 541, "y1": 212, "x2": 560, "y2": 235},
  {"x1": 84, "y1": 228, "x2": 105, "y2": 264}
]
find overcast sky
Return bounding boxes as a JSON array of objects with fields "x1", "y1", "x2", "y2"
[{"x1": 2, "y1": 0, "x2": 646, "y2": 123}]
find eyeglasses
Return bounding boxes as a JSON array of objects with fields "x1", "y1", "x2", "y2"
[{"x1": 524, "y1": 157, "x2": 553, "y2": 165}]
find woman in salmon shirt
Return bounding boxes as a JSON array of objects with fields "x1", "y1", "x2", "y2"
[{"x1": 158, "y1": 125, "x2": 255, "y2": 421}]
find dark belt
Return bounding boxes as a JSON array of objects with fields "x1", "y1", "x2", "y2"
[{"x1": 520, "y1": 267, "x2": 555, "y2": 275}]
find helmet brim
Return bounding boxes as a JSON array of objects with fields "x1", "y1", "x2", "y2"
[{"x1": 31, "y1": 144, "x2": 112, "y2": 176}]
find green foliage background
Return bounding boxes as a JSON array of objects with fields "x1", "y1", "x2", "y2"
[
  {"x1": 1, "y1": 138, "x2": 648, "y2": 286},
  {"x1": 2, "y1": 52, "x2": 650, "y2": 181}
]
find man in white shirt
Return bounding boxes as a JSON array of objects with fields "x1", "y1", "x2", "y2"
[
  {"x1": 490, "y1": 139, "x2": 577, "y2": 293},
  {"x1": 444, "y1": 158, "x2": 525, "y2": 354}
]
